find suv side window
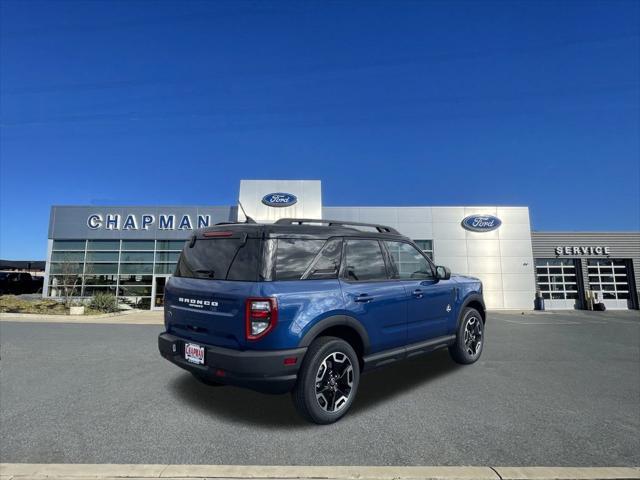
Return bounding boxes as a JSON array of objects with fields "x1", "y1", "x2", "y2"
[
  {"x1": 384, "y1": 241, "x2": 434, "y2": 280},
  {"x1": 343, "y1": 239, "x2": 389, "y2": 281},
  {"x1": 275, "y1": 239, "x2": 325, "y2": 280},
  {"x1": 303, "y1": 238, "x2": 343, "y2": 280}
]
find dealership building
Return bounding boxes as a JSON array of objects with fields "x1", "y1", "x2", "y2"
[{"x1": 44, "y1": 180, "x2": 640, "y2": 311}]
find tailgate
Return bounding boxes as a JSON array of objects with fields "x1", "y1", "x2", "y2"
[{"x1": 165, "y1": 276, "x2": 257, "y2": 349}]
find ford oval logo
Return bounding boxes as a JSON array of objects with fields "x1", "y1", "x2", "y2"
[
  {"x1": 461, "y1": 214, "x2": 502, "y2": 232},
  {"x1": 261, "y1": 192, "x2": 298, "y2": 207}
]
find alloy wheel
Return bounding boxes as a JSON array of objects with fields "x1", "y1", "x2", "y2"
[
  {"x1": 463, "y1": 316, "x2": 483, "y2": 357},
  {"x1": 314, "y1": 351, "x2": 354, "y2": 413}
]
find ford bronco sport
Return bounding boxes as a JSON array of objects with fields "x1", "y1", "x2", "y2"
[{"x1": 158, "y1": 218, "x2": 485, "y2": 424}]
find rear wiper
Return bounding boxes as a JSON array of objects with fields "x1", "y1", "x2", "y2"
[
  {"x1": 223, "y1": 233, "x2": 248, "y2": 279},
  {"x1": 196, "y1": 269, "x2": 215, "y2": 278}
]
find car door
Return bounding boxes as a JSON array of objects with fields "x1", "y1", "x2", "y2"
[
  {"x1": 339, "y1": 238, "x2": 408, "y2": 353},
  {"x1": 384, "y1": 240, "x2": 454, "y2": 343}
]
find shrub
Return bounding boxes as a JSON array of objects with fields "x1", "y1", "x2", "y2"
[{"x1": 89, "y1": 293, "x2": 119, "y2": 313}]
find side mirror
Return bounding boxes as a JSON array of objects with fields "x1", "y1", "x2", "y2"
[{"x1": 436, "y1": 266, "x2": 451, "y2": 280}]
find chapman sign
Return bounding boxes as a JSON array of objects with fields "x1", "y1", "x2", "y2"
[
  {"x1": 555, "y1": 246, "x2": 611, "y2": 256},
  {"x1": 87, "y1": 213, "x2": 212, "y2": 230}
]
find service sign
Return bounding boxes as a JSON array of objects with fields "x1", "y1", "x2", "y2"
[
  {"x1": 261, "y1": 192, "x2": 298, "y2": 207},
  {"x1": 555, "y1": 246, "x2": 611, "y2": 256},
  {"x1": 461, "y1": 214, "x2": 502, "y2": 232}
]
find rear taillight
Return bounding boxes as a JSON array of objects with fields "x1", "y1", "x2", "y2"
[{"x1": 245, "y1": 297, "x2": 278, "y2": 341}]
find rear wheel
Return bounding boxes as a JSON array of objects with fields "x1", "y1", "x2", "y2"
[
  {"x1": 191, "y1": 372, "x2": 224, "y2": 387},
  {"x1": 449, "y1": 307, "x2": 484, "y2": 364},
  {"x1": 292, "y1": 336, "x2": 360, "y2": 424}
]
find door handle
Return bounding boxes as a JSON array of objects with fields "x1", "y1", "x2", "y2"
[
  {"x1": 412, "y1": 289, "x2": 423, "y2": 298},
  {"x1": 354, "y1": 294, "x2": 374, "y2": 303}
]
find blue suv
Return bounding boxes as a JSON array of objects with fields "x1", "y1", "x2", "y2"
[{"x1": 158, "y1": 218, "x2": 485, "y2": 424}]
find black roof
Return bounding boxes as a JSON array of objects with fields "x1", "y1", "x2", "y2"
[{"x1": 199, "y1": 218, "x2": 408, "y2": 241}]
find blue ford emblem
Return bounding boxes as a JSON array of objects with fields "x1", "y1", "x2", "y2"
[
  {"x1": 261, "y1": 192, "x2": 298, "y2": 207},
  {"x1": 461, "y1": 214, "x2": 502, "y2": 232}
]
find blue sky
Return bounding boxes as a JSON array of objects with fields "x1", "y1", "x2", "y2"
[{"x1": 1, "y1": 0, "x2": 638, "y2": 260}]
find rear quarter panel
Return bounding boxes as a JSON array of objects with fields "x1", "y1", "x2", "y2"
[{"x1": 255, "y1": 279, "x2": 347, "y2": 350}]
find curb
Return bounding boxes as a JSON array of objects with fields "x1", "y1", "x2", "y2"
[
  {"x1": 0, "y1": 311, "x2": 163, "y2": 325},
  {"x1": 1, "y1": 464, "x2": 639, "y2": 480}
]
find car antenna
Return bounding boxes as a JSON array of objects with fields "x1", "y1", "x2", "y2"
[{"x1": 238, "y1": 200, "x2": 256, "y2": 224}]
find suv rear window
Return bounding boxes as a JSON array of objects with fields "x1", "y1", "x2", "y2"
[{"x1": 175, "y1": 237, "x2": 261, "y2": 281}]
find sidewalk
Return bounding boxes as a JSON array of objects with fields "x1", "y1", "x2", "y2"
[
  {"x1": 0, "y1": 310, "x2": 163, "y2": 325},
  {"x1": 1, "y1": 464, "x2": 639, "y2": 480}
]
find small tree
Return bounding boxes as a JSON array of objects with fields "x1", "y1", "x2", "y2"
[{"x1": 52, "y1": 255, "x2": 83, "y2": 308}]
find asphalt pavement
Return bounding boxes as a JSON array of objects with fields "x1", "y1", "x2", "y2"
[{"x1": 1, "y1": 310, "x2": 638, "y2": 466}]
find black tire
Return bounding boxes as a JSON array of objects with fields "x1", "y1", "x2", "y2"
[
  {"x1": 292, "y1": 336, "x2": 360, "y2": 424},
  {"x1": 449, "y1": 307, "x2": 484, "y2": 365},
  {"x1": 191, "y1": 372, "x2": 224, "y2": 387}
]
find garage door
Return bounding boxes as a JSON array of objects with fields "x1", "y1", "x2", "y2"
[
  {"x1": 536, "y1": 258, "x2": 580, "y2": 309},
  {"x1": 587, "y1": 259, "x2": 631, "y2": 310}
]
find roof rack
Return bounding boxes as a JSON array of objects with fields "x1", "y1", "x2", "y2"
[{"x1": 274, "y1": 218, "x2": 400, "y2": 234}]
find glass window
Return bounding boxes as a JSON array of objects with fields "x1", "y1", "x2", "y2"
[
  {"x1": 119, "y1": 275, "x2": 153, "y2": 285},
  {"x1": 414, "y1": 239, "x2": 434, "y2": 260},
  {"x1": 154, "y1": 263, "x2": 177, "y2": 275},
  {"x1": 49, "y1": 275, "x2": 82, "y2": 286},
  {"x1": 414, "y1": 240, "x2": 433, "y2": 251},
  {"x1": 50, "y1": 262, "x2": 83, "y2": 274},
  {"x1": 118, "y1": 285, "x2": 152, "y2": 296},
  {"x1": 274, "y1": 239, "x2": 325, "y2": 281},
  {"x1": 86, "y1": 251, "x2": 119, "y2": 262},
  {"x1": 85, "y1": 263, "x2": 118, "y2": 274},
  {"x1": 119, "y1": 297, "x2": 151, "y2": 310},
  {"x1": 156, "y1": 240, "x2": 186, "y2": 250},
  {"x1": 344, "y1": 239, "x2": 388, "y2": 281},
  {"x1": 87, "y1": 240, "x2": 120, "y2": 250},
  {"x1": 51, "y1": 251, "x2": 85, "y2": 262},
  {"x1": 155, "y1": 251, "x2": 180, "y2": 262},
  {"x1": 385, "y1": 241, "x2": 433, "y2": 280},
  {"x1": 52, "y1": 240, "x2": 86, "y2": 251},
  {"x1": 119, "y1": 263, "x2": 153, "y2": 274},
  {"x1": 121, "y1": 240, "x2": 155, "y2": 250},
  {"x1": 84, "y1": 275, "x2": 117, "y2": 285},
  {"x1": 175, "y1": 237, "x2": 261, "y2": 281},
  {"x1": 306, "y1": 238, "x2": 343, "y2": 280},
  {"x1": 84, "y1": 286, "x2": 117, "y2": 296},
  {"x1": 120, "y1": 251, "x2": 154, "y2": 263}
]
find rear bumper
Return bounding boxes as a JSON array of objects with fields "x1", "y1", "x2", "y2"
[{"x1": 158, "y1": 332, "x2": 306, "y2": 394}]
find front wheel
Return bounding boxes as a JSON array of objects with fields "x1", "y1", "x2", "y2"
[
  {"x1": 292, "y1": 336, "x2": 360, "y2": 424},
  {"x1": 449, "y1": 307, "x2": 484, "y2": 364}
]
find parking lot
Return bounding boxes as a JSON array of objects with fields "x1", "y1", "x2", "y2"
[{"x1": 1, "y1": 310, "x2": 638, "y2": 467}]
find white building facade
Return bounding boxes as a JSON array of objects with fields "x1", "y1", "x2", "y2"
[{"x1": 44, "y1": 179, "x2": 638, "y2": 311}]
